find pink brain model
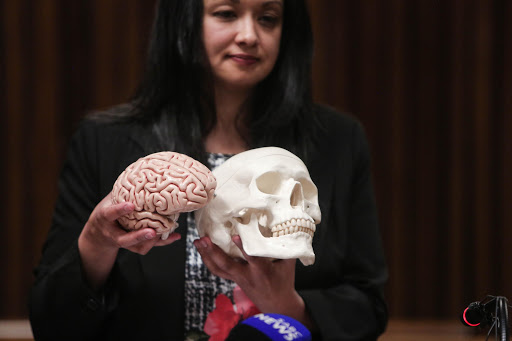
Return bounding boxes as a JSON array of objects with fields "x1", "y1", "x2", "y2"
[{"x1": 111, "y1": 151, "x2": 216, "y2": 239}]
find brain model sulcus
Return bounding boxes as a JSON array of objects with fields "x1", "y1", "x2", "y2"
[{"x1": 111, "y1": 151, "x2": 216, "y2": 239}]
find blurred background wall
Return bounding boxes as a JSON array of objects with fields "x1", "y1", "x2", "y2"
[{"x1": 1, "y1": 0, "x2": 510, "y2": 321}]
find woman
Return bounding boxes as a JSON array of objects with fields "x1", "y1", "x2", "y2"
[{"x1": 29, "y1": 0, "x2": 388, "y2": 340}]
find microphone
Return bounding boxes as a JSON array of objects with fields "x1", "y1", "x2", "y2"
[
  {"x1": 226, "y1": 313, "x2": 312, "y2": 341},
  {"x1": 461, "y1": 301, "x2": 493, "y2": 327}
]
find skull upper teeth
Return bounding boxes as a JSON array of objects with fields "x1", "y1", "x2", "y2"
[{"x1": 270, "y1": 218, "x2": 316, "y2": 237}]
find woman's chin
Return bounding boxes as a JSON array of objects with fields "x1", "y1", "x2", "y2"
[{"x1": 214, "y1": 73, "x2": 269, "y2": 92}]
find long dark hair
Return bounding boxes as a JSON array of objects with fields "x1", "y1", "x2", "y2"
[{"x1": 95, "y1": 0, "x2": 318, "y2": 163}]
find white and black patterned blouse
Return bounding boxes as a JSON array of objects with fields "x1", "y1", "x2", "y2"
[{"x1": 184, "y1": 153, "x2": 236, "y2": 336}]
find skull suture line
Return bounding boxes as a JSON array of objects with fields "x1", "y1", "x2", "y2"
[{"x1": 195, "y1": 147, "x2": 321, "y2": 266}]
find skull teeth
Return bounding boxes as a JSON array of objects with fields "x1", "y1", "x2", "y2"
[{"x1": 271, "y1": 218, "x2": 315, "y2": 238}]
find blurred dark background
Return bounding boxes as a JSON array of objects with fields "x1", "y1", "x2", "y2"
[{"x1": 1, "y1": 0, "x2": 510, "y2": 323}]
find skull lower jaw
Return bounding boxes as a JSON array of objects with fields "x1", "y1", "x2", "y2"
[{"x1": 237, "y1": 222, "x2": 315, "y2": 266}]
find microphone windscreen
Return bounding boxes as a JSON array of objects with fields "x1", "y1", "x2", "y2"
[
  {"x1": 226, "y1": 323, "x2": 272, "y2": 341},
  {"x1": 461, "y1": 302, "x2": 485, "y2": 326},
  {"x1": 226, "y1": 313, "x2": 312, "y2": 341}
]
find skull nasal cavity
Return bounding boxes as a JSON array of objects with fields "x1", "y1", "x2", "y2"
[{"x1": 290, "y1": 182, "x2": 304, "y2": 208}]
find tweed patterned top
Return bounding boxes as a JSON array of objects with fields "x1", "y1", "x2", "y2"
[{"x1": 183, "y1": 153, "x2": 237, "y2": 336}]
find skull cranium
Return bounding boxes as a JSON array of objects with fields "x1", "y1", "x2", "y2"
[{"x1": 195, "y1": 147, "x2": 321, "y2": 265}]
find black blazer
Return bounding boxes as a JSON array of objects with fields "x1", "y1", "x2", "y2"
[{"x1": 29, "y1": 105, "x2": 388, "y2": 340}]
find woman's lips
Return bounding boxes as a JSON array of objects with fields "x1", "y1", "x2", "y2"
[{"x1": 229, "y1": 54, "x2": 259, "y2": 66}]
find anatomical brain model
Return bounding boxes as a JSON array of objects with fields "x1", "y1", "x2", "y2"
[
  {"x1": 111, "y1": 151, "x2": 216, "y2": 239},
  {"x1": 195, "y1": 147, "x2": 321, "y2": 266}
]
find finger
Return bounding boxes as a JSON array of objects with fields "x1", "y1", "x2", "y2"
[
  {"x1": 231, "y1": 235, "x2": 264, "y2": 264},
  {"x1": 116, "y1": 228, "x2": 157, "y2": 248},
  {"x1": 194, "y1": 237, "x2": 233, "y2": 279},
  {"x1": 154, "y1": 233, "x2": 182, "y2": 246},
  {"x1": 99, "y1": 201, "x2": 135, "y2": 223},
  {"x1": 194, "y1": 237, "x2": 241, "y2": 280},
  {"x1": 125, "y1": 232, "x2": 181, "y2": 254},
  {"x1": 126, "y1": 238, "x2": 160, "y2": 255}
]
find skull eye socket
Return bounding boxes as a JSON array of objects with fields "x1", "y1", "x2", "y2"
[
  {"x1": 298, "y1": 178, "x2": 318, "y2": 201},
  {"x1": 255, "y1": 171, "x2": 282, "y2": 194}
]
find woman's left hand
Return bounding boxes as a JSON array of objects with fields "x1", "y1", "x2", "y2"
[{"x1": 194, "y1": 235, "x2": 314, "y2": 329}]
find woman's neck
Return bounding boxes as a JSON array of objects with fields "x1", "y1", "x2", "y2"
[
  {"x1": 204, "y1": 85, "x2": 251, "y2": 154},
  {"x1": 214, "y1": 83, "x2": 251, "y2": 124}
]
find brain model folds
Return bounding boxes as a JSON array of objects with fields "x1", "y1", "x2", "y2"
[{"x1": 111, "y1": 151, "x2": 216, "y2": 239}]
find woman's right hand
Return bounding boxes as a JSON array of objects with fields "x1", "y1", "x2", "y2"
[{"x1": 78, "y1": 195, "x2": 181, "y2": 290}]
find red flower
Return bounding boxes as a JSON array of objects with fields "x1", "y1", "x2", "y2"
[
  {"x1": 204, "y1": 286, "x2": 261, "y2": 341},
  {"x1": 203, "y1": 294, "x2": 240, "y2": 341}
]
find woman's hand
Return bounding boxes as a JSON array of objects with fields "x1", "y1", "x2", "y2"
[
  {"x1": 78, "y1": 195, "x2": 181, "y2": 290},
  {"x1": 194, "y1": 235, "x2": 315, "y2": 330}
]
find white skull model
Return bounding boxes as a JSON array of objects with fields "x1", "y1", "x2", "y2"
[{"x1": 195, "y1": 147, "x2": 321, "y2": 266}]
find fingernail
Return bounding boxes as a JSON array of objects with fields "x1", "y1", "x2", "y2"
[
  {"x1": 124, "y1": 204, "x2": 132, "y2": 212},
  {"x1": 145, "y1": 233, "x2": 154, "y2": 240},
  {"x1": 194, "y1": 240, "x2": 207, "y2": 249},
  {"x1": 193, "y1": 240, "x2": 201, "y2": 250}
]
